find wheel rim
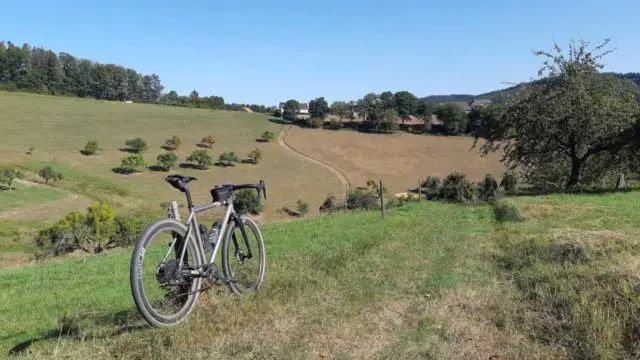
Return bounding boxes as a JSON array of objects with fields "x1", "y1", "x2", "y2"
[{"x1": 226, "y1": 220, "x2": 263, "y2": 294}]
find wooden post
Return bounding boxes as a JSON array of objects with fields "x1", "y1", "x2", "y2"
[
  {"x1": 380, "y1": 180, "x2": 385, "y2": 218},
  {"x1": 168, "y1": 200, "x2": 181, "y2": 221},
  {"x1": 418, "y1": 178, "x2": 422, "y2": 201}
]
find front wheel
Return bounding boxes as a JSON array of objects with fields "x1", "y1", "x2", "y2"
[
  {"x1": 221, "y1": 215, "x2": 266, "y2": 296},
  {"x1": 130, "y1": 218, "x2": 203, "y2": 327}
]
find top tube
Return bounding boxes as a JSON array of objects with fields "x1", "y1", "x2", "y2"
[{"x1": 192, "y1": 201, "x2": 224, "y2": 214}]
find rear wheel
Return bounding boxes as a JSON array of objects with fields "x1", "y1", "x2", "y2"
[
  {"x1": 221, "y1": 215, "x2": 266, "y2": 296},
  {"x1": 130, "y1": 219, "x2": 203, "y2": 327}
]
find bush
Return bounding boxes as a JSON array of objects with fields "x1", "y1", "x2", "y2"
[
  {"x1": 201, "y1": 135, "x2": 215, "y2": 148},
  {"x1": 328, "y1": 118, "x2": 342, "y2": 130},
  {"x1": 273, "y1": 109, "x2": 282, "y2": 117},
  {"x1": 261, "y1": 130, "x2": 275, "y2": 142},
  {"x1": 479, "y1": 174, "x2": 500, "y2": 203},
  {"x1": 492, "y1": 201, "x2": 523, "y2": 223},
  {"x1": 247, "y1": 148, "x2": 263, "y2": 164},
  {"x1": 296, "y1": 199, "x2": 310, "y2": 215},
  {"x1": 421, "y1": 176, "x2": 441, "y2": 200},
  {"x1": 500, "y1": 172, "x2": 518, "y2": 194},
  {"x1": 186, "y1": 149, "x2": 213, "y2": 169},
  {"x1": 319, "y1": 194, "x2": 345, "y2": 213},
  {"x1": 219, "y1": 152, "x2": 240, "y2": 166},
  {"x1": 83, "y1": 140, "x2": 100, "y2": 155},
  {"x1": 312, "y1": 118, "x2": 324, "y2": 129},
  {"x1": 233, "y1": 189, "x2": 264, "y2": 215},
  {"x1": 39, "y1": 166, "x2": 63, "y2": 184},
  {"x1": 118, "y1": 154, "x2": 147, "y2": 173},
  {"x1": 156, "y1": 151, "x2": 178, "y2": 171},
  {"x1": 164, "y1": 136, "x2": 182, "y2": 150},
  {"x1": 346, "y1": 188, "x2": 379, "y2": 211},
  {"x1": 439, "y1": 172, "x2": 476, "y2": 203},
  {"x1": 125, "y1": 137, "x2": 147, "y2": 153},
  {"x1": 0, "y1": 167, "x2": 22, "y2": 190},
  {"x1": 112, "y1": 213, "x2": 154, "y2": 248}
]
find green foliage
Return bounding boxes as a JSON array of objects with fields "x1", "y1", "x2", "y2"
[
  {"x1": 273, "y1": 108, "x2": 282, "y2": 117},
  {"x1": 491, "y1": 200, "x2": 523, "y2": 223},
  {"x1": 38, "y1": 166, "x2": 63, "y2": 184},
  {"x1": 118, "y1": 154, "x2": 147, "y2": 174},
  {"x1": 330, "y1": 101, "x2": 348, "y2": 119},
  {"x1": 200, "y1": 135, "x2": 215, "y2": 148},
  {"x1": 186, "y1": 149, "x2": 213, "y2": 169},
  {"x1": 125, "y1": 137, "x2": 147, "y2": 153},
  {"x1": 261, "y1": 130, "x2": 275, "y2": 142},
  {"x1": 309, "y1": 97, "x2": 330, "y2": 120},
  {"x1": 478, "y1": 174, "x2": 500, "y2": 203},
  {"x1": 233, "y1": 189, "x2": 264, "y2": 215},
  {"x1": 164, "y1": 136, "x2": 182, "y2": 150},
  {"x1": 296, "y1": 199, "x2": 310, "y2": 216},
  {"x1": 421, "y1": 176, "x2": 441, "y2": 200},
  {"x1": 85, "y1": 200, "x2": 115, "y2": 245},
  {"x1": 434, "y1": 103, "x2": 467, "y2": 134},
  {"x1": 312, "y1": 118, "x2": 324, "y2": 129},
  {"x1": 82, "y1": 140, "x2": 100, "y2": 155},
  {"x1": 156, "y1": 151, "x2": 178, "y2": 171},
  {"x1": 282, "y1": 99, "x2": 300, "y2": 122},
  {"x1": 112, "y1": 213, "x2": 155, "y2": 248},
  {"x1": 346, "y1": 188, "x2": 380, "y2": 211},
  {"x1": 319, "y1": 194, "x2": 346, "y2": 213},
  {"x1": 393, "y1": 91, "x2": 419, "y2": 122},
  {"x1": 474, "y1": 39, "x2": 640, "y2": 191},
  {"x1": 439, "y1": 172, "x2": 477, "y2": 203},
  {"x1": 0, "y1": 167, "x2": 22, "y2": 190},
  {"x1": 500, "y1": 172, "x2": 518, "y2": 194},
  {"x1": 219, "y1": 151, "x2": 239, "y2": 166},
  {"x1": 328, "y1": 118, "x2": 342, "y2": 130},
  {"x1": 247, "y1": 148, "x2": 263, "y2": 164}
]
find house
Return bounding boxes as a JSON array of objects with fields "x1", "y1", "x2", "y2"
[
  {"x1": 278, "y1": 102, "x2": 309, "y2": 114},
  {"x1": 469, "y1": 99, "x2": 492, "y2": 108}
]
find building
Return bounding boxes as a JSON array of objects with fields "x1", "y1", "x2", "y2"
[{"x1": 278, "y1": 102, "x2": 309, "y2": 114}]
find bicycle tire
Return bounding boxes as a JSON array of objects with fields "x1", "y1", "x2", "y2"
[
  {"x1": 130, "y1": 218, "x2": 203, "y2": 327},
  {"x1": 221, "y1": 215, "x2": 266, "y2": 296}
]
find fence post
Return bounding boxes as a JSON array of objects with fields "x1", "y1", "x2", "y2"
[
  {"x1": 169, "y1": 200, "x2": 181, "y2": 221},
  {"x1": 418, "y1": 178, "x2": 422, "y2": 201},
  {"x1": 380, "y1": 180, "x2": 385, "y2": 218}
]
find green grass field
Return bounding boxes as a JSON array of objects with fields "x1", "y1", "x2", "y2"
[
  {"x1": 0, "y1": 186, "x2": 67, "y2": 213},
  {"x1": 2, "y1": 190, "x2": 639, "y2": 359}
]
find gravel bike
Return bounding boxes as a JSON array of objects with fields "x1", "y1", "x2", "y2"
[{"x1": 130, "y1": 174, "x2": 266, "y2": 327}]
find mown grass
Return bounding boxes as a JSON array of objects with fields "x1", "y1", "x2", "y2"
[
  {"x1": 2, "y1": 191, "x2": 640, "y2": 359},
  {"x1": 0, "y1": 186, "x2": 67, "y2": 213}
]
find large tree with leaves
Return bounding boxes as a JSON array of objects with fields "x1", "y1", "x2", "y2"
[
  {"x1": 393, "y1": 91, "x2": 419, "y2": 124},
  {"x1": 309, "y1": 96, "x2": 329, "y2": 120},
  {"x1": 282, "y1": 99, "x2": 300, "y2": 122},
  {"x1": 474, "y1": 39, "x2": 640, "y2": 190}
]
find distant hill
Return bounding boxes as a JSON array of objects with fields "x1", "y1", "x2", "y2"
[{"x1": 421, "y1": 72, "x2": 640, "y2": 104}]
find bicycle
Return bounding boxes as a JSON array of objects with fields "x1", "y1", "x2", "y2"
[{"x1": 129, "y1": 174, "x2": 267, "y2": 327}]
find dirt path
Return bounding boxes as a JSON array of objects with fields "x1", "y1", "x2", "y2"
[{"x1": 278, "y1": 125, "x2": 351, "y2": 199}]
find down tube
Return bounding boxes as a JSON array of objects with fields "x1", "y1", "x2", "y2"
[{"x1": 208, "y1": 203, "x2": 234, "y2": 264}]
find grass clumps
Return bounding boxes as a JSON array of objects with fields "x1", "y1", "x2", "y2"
[{"x1": 491, "y1": 200, "x2": 523, "y2": 223}]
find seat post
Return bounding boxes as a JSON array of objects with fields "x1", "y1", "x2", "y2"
[{"x1": 184, "y1": 186, "x2": 194, "y2": 209}]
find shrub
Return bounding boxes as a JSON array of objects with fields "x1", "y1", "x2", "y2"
[
  {"x1": 312, "y1": 118, "x2": 324, "y2": 129},
  {"x1": 118, "y1": 154, "x2": 147, "y2": 173},
  {"x1": 156, "y1": 151, "x2": 178, "y2": 171},
  {"x1": 0, "y1": 167, "x2": 22, "y2": 190},
  {"x1": 346, "y1": 188, "x2": 379, "y2": 211},
  {"x1": 261, "y1": 130, "x2": 275, "y2": 142},
  {"x1": 186, "y1": 149, "x2": 213, "y2": 169},
  {"x1": 125, "y1": 137, "x2": 147, "y2": 153},
  {"x1": 247, "y1": 148, "x2": 263, "y2": 164},
  {"x1": 296, "y1": 199, "x2": 310, "y2": 216},
  {"x1": 233, "y1": 189, "x2": 264, "y2": 215},
  {"x1": 500, "y1": 172, "x2": 519, "y2": 194},
  {"x1": 421, "y1": 176, "x2": 441, "y2": 200},
  {"x1": 201, "y1": 135, "x2": 215, "y2": 148},
  {"x1": 273, "y1": 109, "x2": 282, "y2": 117},
  {"x1": 479, "y1": 174, "x2": 500, "y2": 203},
  {"x1": 491, "y1": 201, "x2": 523, "y2": 223},
  {"x1": 319, "y1": 194, "x2": 345, "y2": 213},
  {"x1": 219, "y1": 152, "x2": 240, "y2": 166},
  {"x1": 39, "y1": 166, "x2": 63, "y2": 184},
  {"x1": 112, "y1": 213, "x2": 154, "y2": 248},
  {"x1": 82, "y1": 140, "x2": 100, "y2": 155},
  {"x1": 328, "y1": 118, "x2": 342, "y2": 130},
  {"x1": 439, "y1": 172, "x2": 476, "y2": 203},
  {"x1": 85, "y1": 200, "x2": 115, "y2": 249},
  {"x1": 164, "y1": 136, "x2": 182, "y2": 150}
]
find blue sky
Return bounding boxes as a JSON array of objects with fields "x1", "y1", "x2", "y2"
[{"x1": 3, "y1": 0, "x2": 639, "y2": 105}]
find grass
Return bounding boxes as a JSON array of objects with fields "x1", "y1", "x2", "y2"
[
  {"x1": 1, "y1": 190, "x2": 640, "y2": 358},
  {"x1": 0, "y1": 186, "x2": 67, "y2": 213},
  {"x1": 0, "y1": 92, "x2": 338, "y2": 220},
  {"x1": 284, "y1": 126, "x2": 507, "y2": 194}
]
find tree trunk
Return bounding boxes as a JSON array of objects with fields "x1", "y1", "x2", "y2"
[{"x1": 566, "y1": 158, "x2": 583, "y2": 190}]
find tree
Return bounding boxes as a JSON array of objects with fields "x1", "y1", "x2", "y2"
[
  {"x1": 156, "y1": 152, "x2": 177, "y2": 171},
  {"x1": 189, "y1": 89, "x2": 200, "y2": 107},
  {"x1": 380, "y1": 91, "x2": 395, "y2": 110},
  {"x1": 39, "y1": 166, "x2": 63, "y2": 184},
  {"x1": 233, "y1": 189, "x2": 263, "y2": 215},
  {"x1": 282, "y1": 99, "x2": 299, "y2": 122},
  {"x1": 296, "y1": 199, "x2": 310, "y2": 215},
  {"x1": 360, "y1": 92, "x2": 381, "y2": 122},
  {"x1": 118, "y1": 154, "x2": 147, "y2": 173},
  {"x1": 330, "y1": 101, "x2": 348, "y2": 121},
  {"x1": 186, "y1": 149, "x2": 213, "y2": 169},
  {"x1": 125, "y1": 137, "x2": 147, "y2": 153},
  {"x1": 434, "y1": 104, "x2": 467, "y2": 134},
  {"x1": 164, "y1": 136, "x2": 182, "y2": 150},
  {"x1": 474, "y1": 39, "x2": 640, "y2": 190},
  {"x1": 0, "y1": 167, "x2": 22, "y2": 190},
  {"x1": 219, "y1": 152, "x2": 239, "y2": 166},
  {"x1": 393, "y1": 91, "x2": 419, "y2": 123},
  {"x1": 309, "y1": 96, "x2": 329, "y2": 120},
  {"x1": 201, "y1": 135, "x2": 216, "y2": 148},
  {"x1": 247, "y1": 148, "x2": 263, "y2": 164},
  {"x1": 273, "y1": 108, "x2": 282, "y2": 117},
  {"x1": 82, "y1": 140, "x2": 100, "y2": 155},
  {"x1": 261, "y1": 130, "x2": 275, "y2": 142}
]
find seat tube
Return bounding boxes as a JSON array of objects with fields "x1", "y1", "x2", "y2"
[{"x1": 185, "y1": 187, "x2": 194, "y2": 209}]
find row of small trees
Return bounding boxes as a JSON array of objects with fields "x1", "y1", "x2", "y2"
[{"x1": 0, "y1": 165, "x2": 64, "y2": 190}]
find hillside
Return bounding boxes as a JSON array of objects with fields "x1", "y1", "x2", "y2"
[
  {"x1": 420, "y1": 72, "x2": 640, "y2": 104},
  {"x1": 2, "y1": 191, "x2": 640, "y2": 358}
]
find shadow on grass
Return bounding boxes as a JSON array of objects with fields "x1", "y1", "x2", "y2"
[
  {"x1": 79, "y1": 150, "x2": 98, "y2": 156},
  {"x1": 160, "y1": 145, "x2": 178, "y2": 151},
  {"x1": 196, "y1": 143, "x2": 213, "y2": 149},
  {"x1": 148, "y1": 165, "x2": 170, "y2": 172},
  {"x1": 179, "y1": 163, "x2": 208, "y2": 170},
  {"x1": 240, "y1": 159, "x2": 256, "y2": 164},
  {"x1": 111, "y1": 167, "x2": 142, "y2": 175},
  {"x1": 8, "y1": 309, "x2": 147, "y2": 356},
  {"x1": 255, "y1": 138, "x2": 270, "y2": 143},
  {"x1": 214, "y1": 162, "x2": 235, "y2": 168},
  {"x1": 118, "y1": 148, "x2": 139, "y2": 154}
]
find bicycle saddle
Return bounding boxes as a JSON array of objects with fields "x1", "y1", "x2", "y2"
[{"x1": 165, "y1": 174, "x2": 197, "y2": 193}]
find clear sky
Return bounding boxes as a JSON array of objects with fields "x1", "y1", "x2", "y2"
[{"x1": 3, "y1": 0, "x2": 639, "y2": 105}]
